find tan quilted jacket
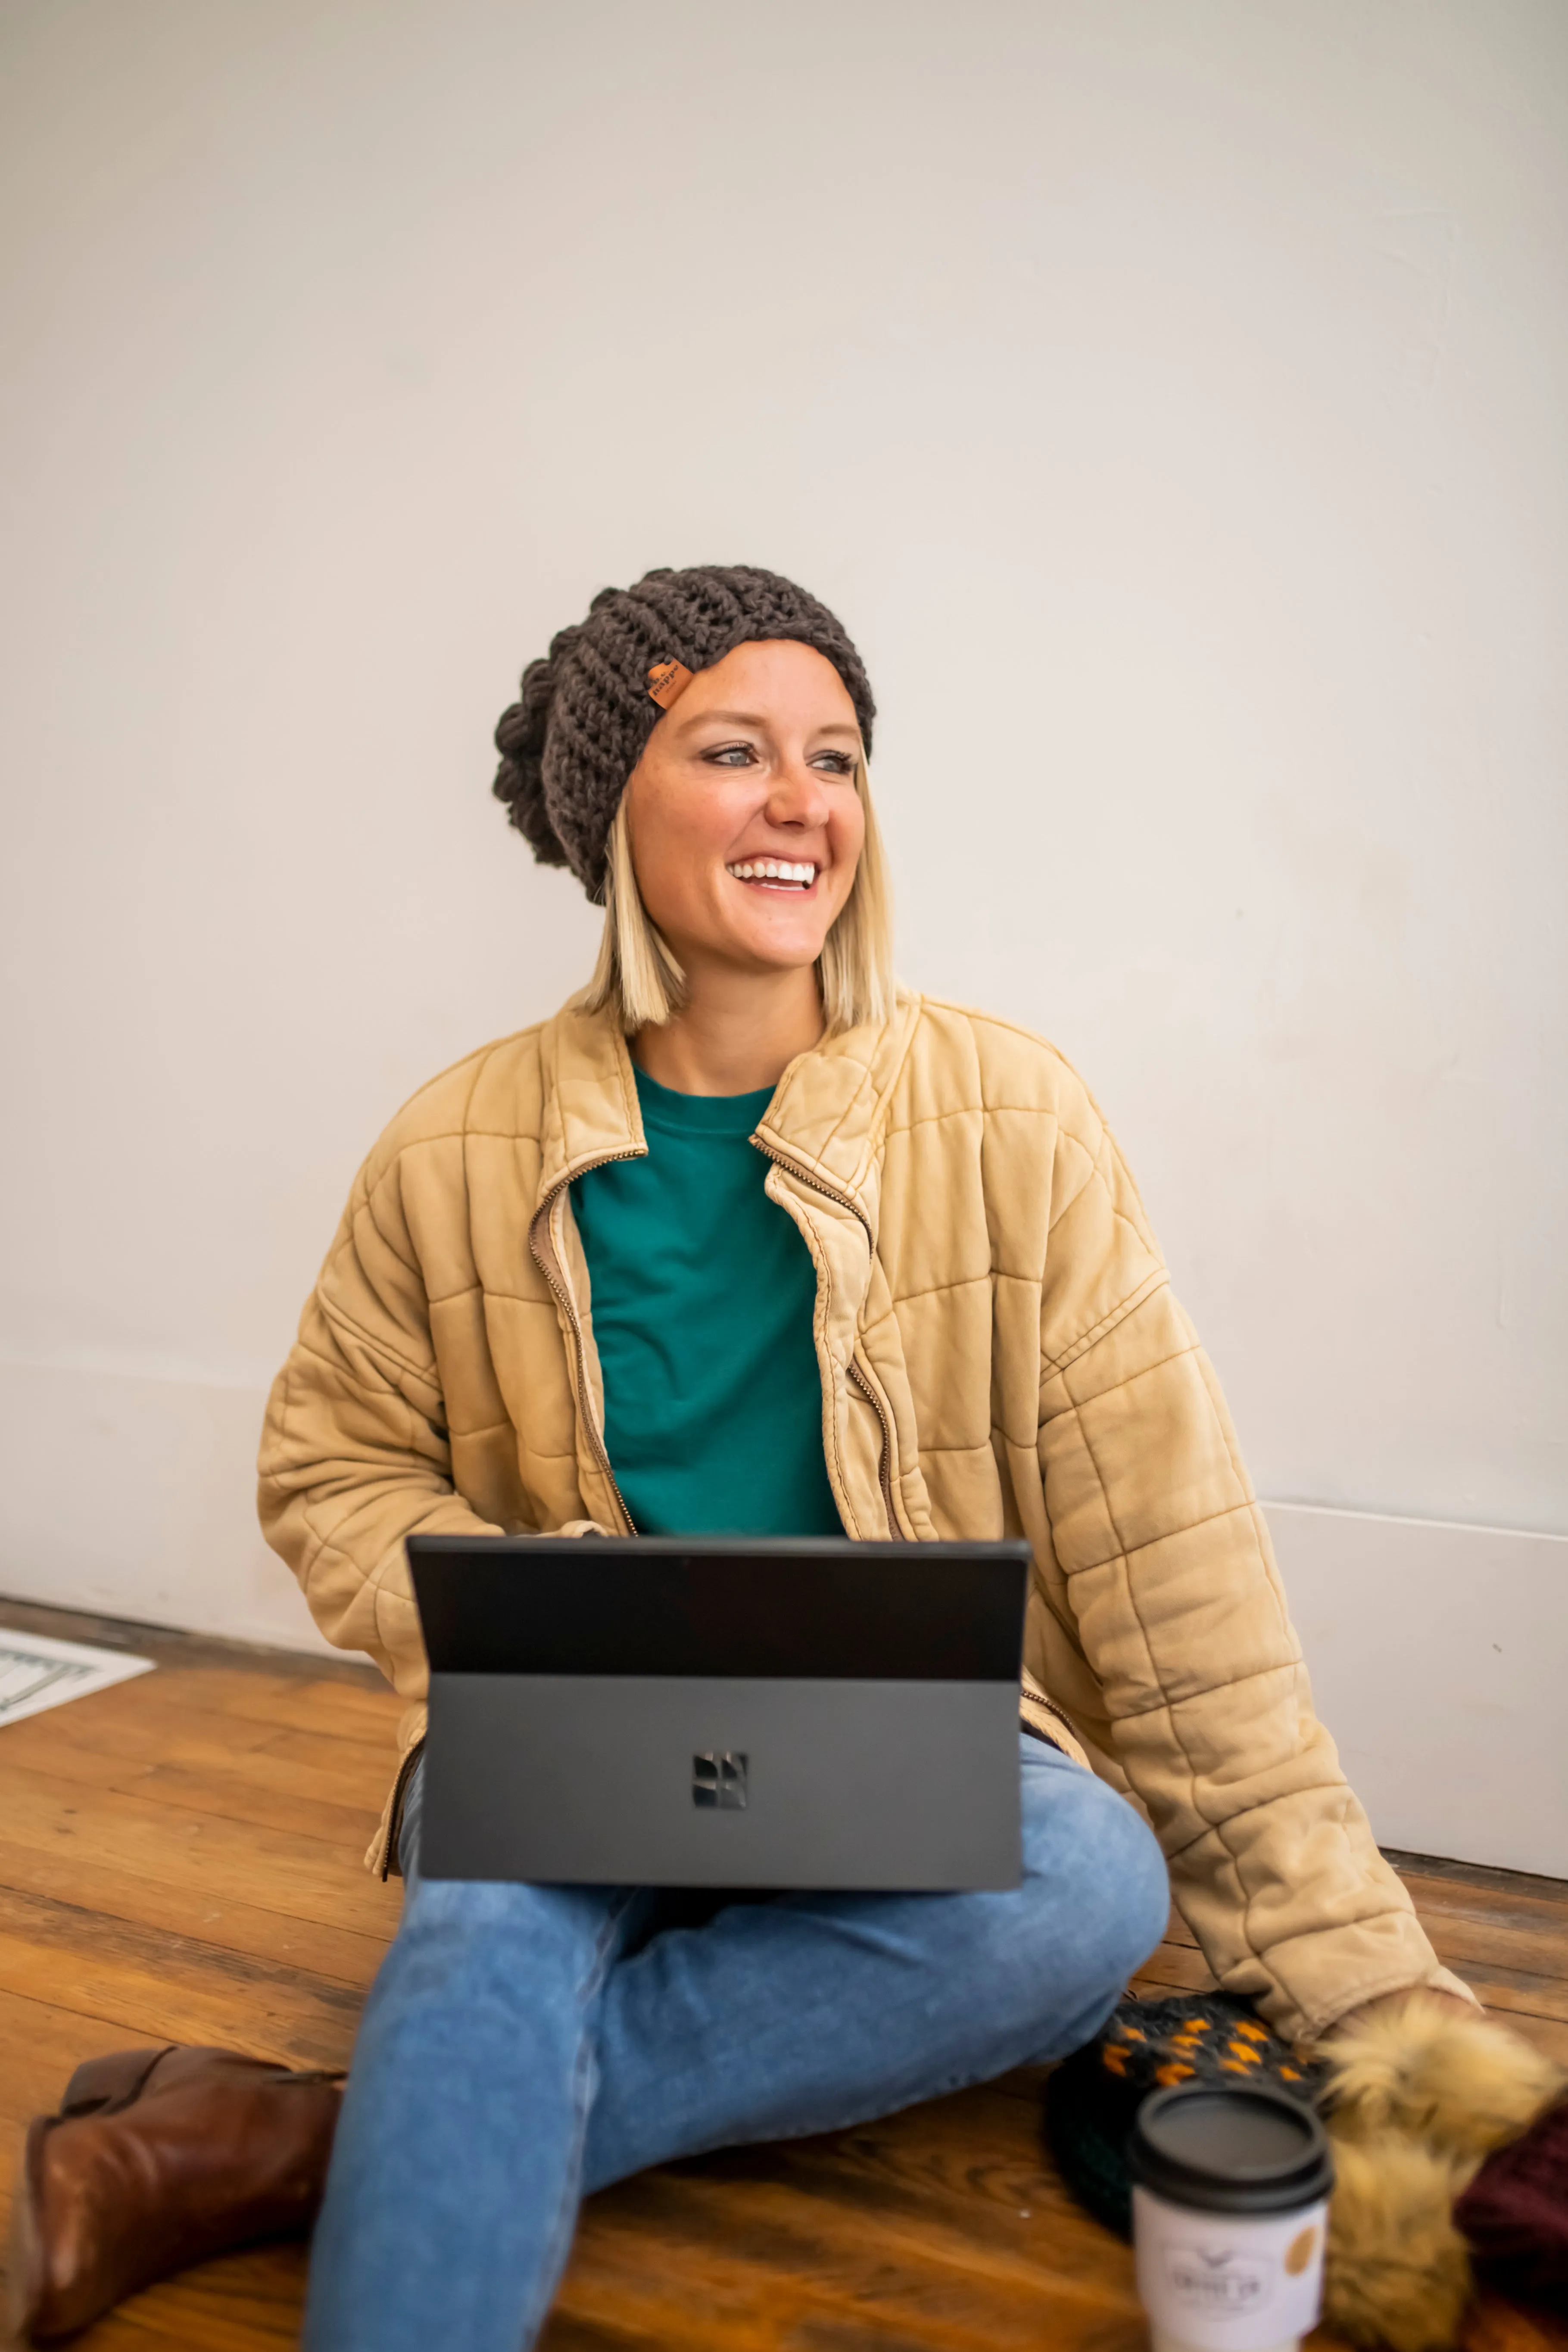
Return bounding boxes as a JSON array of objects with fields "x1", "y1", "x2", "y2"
[{"x1": 258, "y1": 992, "x2": 1465, "y2": 2041}]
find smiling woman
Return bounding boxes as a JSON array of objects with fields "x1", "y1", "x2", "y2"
[
  {"x1": 12, "y1": 561, "x2": 1512, "y2": 2350},
  {"x1": 589, "y1": 644, "x2": 894, "y2": 1066},
  {"x1": 18, "y1": 564, "x2": 1490, "y2": 2352},
  {"x1": 570, "y1": 639, "x2": 892, "y2": 1069},
  {"x1": 616, "y1": 639, "x2": 869, "y2": 992}
]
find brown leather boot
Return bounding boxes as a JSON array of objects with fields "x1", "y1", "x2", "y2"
[{"x1": 6, "y1": 2044, "x2": 345, "y2": 2342}]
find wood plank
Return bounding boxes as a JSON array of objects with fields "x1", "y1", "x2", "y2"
[
  {"x1": 0, "y1": 1829, "x2": 391, "y2": 1988},
  {"x1": 0, "y1": 1886, "x2": 362, "y2": 2070},
  {"x1": 1400, "y1": 1872, "x2": 1568, "y2": 1950},
  {"x1": 552, "y1": 2119, "x2": 1149, "y2": 2352},
  {"x1": 2, "y1": 1682, "x2": 393, "y2": 1782},
  {"x1": 1406, "y1": 1874, "x2": 1568, "y2": 1938},
  {"x1": 256, "y1": 1725, "x2": 402, "y2": 1783},
  {"x1": 132, "y1": 1668, "x2": 403, "y2": 1741},
  {"x1": 0, "y1": 1677, "x2": 399, "y2": 1827},
  {"x1": 55, "y1": 2245, "x2": 312, "y2": 2350},
  {"x1": 1478, "y1": 2012, "x2": 1568, "y2": 2066},
  {"x1": 1421, "y1": 1911, "x2": 1568, "y2": 1987},
  {"x1": 9, "y1": 1719, "x2": 392, "y2": 1821},
  {"x1": 743, "y1": 2081, "x2": 1145, "y2": 2292},
  {"x1": 0, "y1": 1757, "x2": 401, "y2": 1937},
  {"x1": 0, "y1": 1683, "x2": 402, "y2": 1817},
  {"x1": 0, "y1": 1985, "x2": 170, "y2": 2137},
  {"x1": 0, "y1": 1650, "x2": 401, "y2": 1748},
  {"x1": 1387, "y1": 1850, "x2": 1568, "y2": 1916},
  {"x1": 1438, "y1": 1959, "x2": 1568, "y2": 2027},
  {"x1": 10, "y1": 1681, "x2": 287, "y2": 1757},
  {"x1": 0, "y1": 1721, "x2": 382, "y2": 1849}
]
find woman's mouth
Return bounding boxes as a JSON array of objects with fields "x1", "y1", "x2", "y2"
[{"x1": 724, "y1": 858, "x2": 819, "y2": 891}]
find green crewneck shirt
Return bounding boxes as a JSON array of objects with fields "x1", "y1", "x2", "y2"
[{"x1": 570, "y1": 1066, "x2": 843, "y2": 1538}]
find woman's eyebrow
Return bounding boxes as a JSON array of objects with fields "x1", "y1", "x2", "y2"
[{"x1": 678, "y1": 708, "x2": 860, "y2": 737}]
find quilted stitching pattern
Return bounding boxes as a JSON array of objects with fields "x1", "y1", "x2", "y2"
[{"x1": 258, "y1": 994, "x2": 1457, "y2": 2040}]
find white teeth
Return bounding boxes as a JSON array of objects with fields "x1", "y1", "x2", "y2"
[{"x1": 726, "y1": 858, "x2": 818, "y2": 885}]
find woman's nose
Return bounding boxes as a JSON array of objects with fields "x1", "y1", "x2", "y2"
[{"x1": 765, "y1": 758, "x2": 832, "y2": 827}]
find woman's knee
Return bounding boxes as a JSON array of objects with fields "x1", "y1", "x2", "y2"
[
  {"x1": 1019, "y1": 1752, "x2": 1170, "y2": 1991},
  {"x1": 397, "y1": 1764, "x2": 634, "y2": 1978},
  {"x1": 403, "y1": 1864, "x2": 623, "y2": 1947},
  {"x1": 383, "y1": 1864, "x2": 638, "y2": 2025},
  {"x1": 938, "y1": 1766, "x2": 1165, "y2": 2070}
]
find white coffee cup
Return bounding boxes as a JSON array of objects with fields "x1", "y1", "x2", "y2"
[{"x1": 1128, "y1": 2083, "x2": 1334, "y2": 2352}]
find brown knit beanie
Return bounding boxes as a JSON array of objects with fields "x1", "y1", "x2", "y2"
[{"x1": 492, "y1": 565, "x2": 876, "y2": 900}]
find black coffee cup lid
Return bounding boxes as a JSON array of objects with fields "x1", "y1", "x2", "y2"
[{"x1": 1128, "y1": 2084, "x2": 1334, "y2": 2216}]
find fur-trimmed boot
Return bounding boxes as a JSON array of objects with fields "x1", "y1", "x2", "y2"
[{"x1": 1316, "y1": 1994, "x2": 1565, "y2": 2348}]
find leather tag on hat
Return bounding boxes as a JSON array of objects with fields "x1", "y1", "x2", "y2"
[{"x1": 647, "y1": 658, "x2": 694, "y2": 710}]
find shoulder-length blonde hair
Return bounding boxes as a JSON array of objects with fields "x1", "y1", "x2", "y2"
[{"x1": 576, "y1": 758, "x2": 894, "y2": 1037}]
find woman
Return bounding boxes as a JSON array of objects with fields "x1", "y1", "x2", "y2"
[{"x1": 258, "y1": 564, "x2": 1468, "y2": 2348}]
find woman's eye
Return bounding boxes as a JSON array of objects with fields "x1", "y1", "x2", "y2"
[{"x1": 700, "y1": 743, "x2": 854, "y2": 773}]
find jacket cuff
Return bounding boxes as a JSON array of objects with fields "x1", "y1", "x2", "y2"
[
  {"x1": 1291, "y1": 1953, "x2": 1480, "y2": 2046},
  {"x1": 1221, "y1": 1903, "x2": 1465, "y2": 2044}
]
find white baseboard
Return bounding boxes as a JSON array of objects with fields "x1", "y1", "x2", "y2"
[{"x1": 1263, "y1": 1500, "x2": 1566, "y2": 1878}]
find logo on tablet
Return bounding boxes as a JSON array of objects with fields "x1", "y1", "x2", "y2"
[{"x1": 692, "y1": 1752, "x2": 748, "y2": 1810}]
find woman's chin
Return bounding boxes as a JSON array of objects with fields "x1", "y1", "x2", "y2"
[{"x1": 714, "y1": 919, "x2": 834, "y2": 978}]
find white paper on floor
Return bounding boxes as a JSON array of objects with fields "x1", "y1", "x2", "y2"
[{"x1": 0, "y1": 1629, "x2": 155, "y2": 1727}]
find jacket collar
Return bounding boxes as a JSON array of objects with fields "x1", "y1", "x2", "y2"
[{"x1": 533, "y1": 992, "x2": 924, "y2": 1225}]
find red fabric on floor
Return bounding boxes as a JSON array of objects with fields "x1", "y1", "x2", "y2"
[{"x1": 1457, "y1": 2099, "x2": 1568, "y2": 2313}]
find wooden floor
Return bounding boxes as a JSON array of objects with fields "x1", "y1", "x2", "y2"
[{"x1": 0, "y1": 1598, "x2": 1563, "y2": 2352}]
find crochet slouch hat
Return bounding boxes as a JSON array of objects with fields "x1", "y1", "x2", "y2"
[{"x1": 492, "y1": 565, "x2": 876, "y2": 899}]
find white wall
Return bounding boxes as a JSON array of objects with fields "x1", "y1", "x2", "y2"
[
  {"x1": 1, "y1": 4, "x2": 1564, "y2": 1852},
  {"x1": 1269, "y1": 1505, "x2": 1566, "y2": 1876}
]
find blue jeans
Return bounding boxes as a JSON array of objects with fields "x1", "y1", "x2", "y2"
[{"x1": 303, "y1": 1735, "x2": 1167, "y2": 2352}]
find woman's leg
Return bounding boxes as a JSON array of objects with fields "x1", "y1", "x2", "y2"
[
  {"x1": 301, "y1": 1770, "x2": 648, "y2": 2352},
  {"x1": 305, "y1": 1738, "x2": 1166, "y2": 2351},
  {"x1": 582, "y1": 1735, "x2": 1168, "y2": 2191}
]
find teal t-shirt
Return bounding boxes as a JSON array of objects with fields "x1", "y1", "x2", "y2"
[{"x1": 570, "y1": 1066, "x2": 843, "y2": 1537}]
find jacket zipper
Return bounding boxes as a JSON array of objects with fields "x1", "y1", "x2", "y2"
[
  {"x1": 378, "y1": 1735, "x2": 426, "y2": 1882},
  {"x1": 1025, "y1": 1688, "x2": 1078, "y2": 1738},
  {"x1": 752, "y1": 1137, "x2": 1075, "y2": 1744},
  {"x1": 380, "y1": 1151, "x2": 642, "y2": 1882},
  {"x1": 847, "y1": 1357, "x2": 902, "y2": 1540},
  {"x1": 528, "y1": 1158, "x2": 641, "y2": 1538},
  {"x1": 752, "y1": 1138, "x2": 905, "y2": 1543}
]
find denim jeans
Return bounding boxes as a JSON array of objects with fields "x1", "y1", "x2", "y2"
[{"x1": 302, "y1": 1734, "x2": 1168, "y2": 2352}]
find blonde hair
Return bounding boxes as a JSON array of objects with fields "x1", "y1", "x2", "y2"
[{"x1": 577, "y1": 760, "x2": 894, "y2": 1037}]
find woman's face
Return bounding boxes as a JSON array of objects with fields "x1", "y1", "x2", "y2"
[{"x1": 622, "y1": 639, "x2": 865, "y2": 982}]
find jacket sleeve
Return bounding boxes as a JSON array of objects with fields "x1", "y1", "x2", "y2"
[
  {"x1": 257, "y1": 1150, "x2": 503, "y2": 1701},
  {"x1": 1035, "y1": 1112, "x2": 1471, "y2": 2044}
]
